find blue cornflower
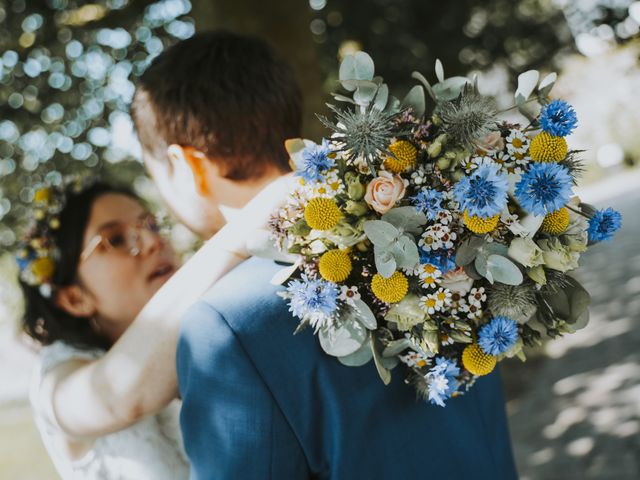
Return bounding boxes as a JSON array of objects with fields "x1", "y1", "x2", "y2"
[
  {"x1": 514, "y1": 162, "x2": 573, "y2": 216},
  {"x1": 286, "y1": 274, "x2": 339, "y2": 326},
  {"x1": 588, "y1": 207, "x2": 622, "y2": 243},
  {"x1": 295, "y1": 139, "x2": 334, "y2": 183},
  {"x1": 478, "y1": 316, "x2": 519, "y2": 356},
  {"x1": 411, "y1": 188, "x2": 444, "y2": 220},
  {"x1": 539, "y1": 100, "x2": 577, "y2": 137},
  {"x1": 453, "y1": 164, "x2": 509, "y2": 218},
  {"x1": 420, "y1": 250, "x2": 456, "y2": 274},
  {"x1": 425, "y1": 357, "x2": 460, "y2": 407}
]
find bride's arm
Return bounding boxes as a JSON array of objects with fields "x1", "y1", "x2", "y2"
[{"x1": 44, "y1": 175, "x2": 295, "y2": 439}]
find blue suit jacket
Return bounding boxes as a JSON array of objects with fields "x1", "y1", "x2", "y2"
[{"x1": 177, "y1": 257, "x2": 518, "y2": 479}]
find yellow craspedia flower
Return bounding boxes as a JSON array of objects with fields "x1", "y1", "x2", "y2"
[
  {"x1": 319, "y1": 249, "x2": 352, "y2": 283},
  {"x1": 384, "y1": 140, "x2": 417, "y2": 173},
  {"x1": 371, "y1": 271, "x2": 408, "y2": 304},
  {"x1": 529, "y1": 132, "x2": 567, "y2": 162},
  {"x1": 462, "y1": 344, "x2": 497, "y2": 376},
  {"x1": 541, "y1": 207, "x2": 570, "y2": 234},
  {"x1": 31, "y1": 257, "x2": 55, "y2": 281},
  {"x1": 304, "y1": 197, "x2": 342, "y2": 231},
  {"x1": 33, "y1": 188, "x2": 51, "y2": 204},
  {"x1": 463, "y1": 210, "x2": 500, "y2": 234}
]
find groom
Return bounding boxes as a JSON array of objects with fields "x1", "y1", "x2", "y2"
[{"x1": 132, "y1": 31, "x2": 518, "y2": 479}]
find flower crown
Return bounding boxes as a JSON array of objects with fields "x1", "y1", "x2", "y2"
[{"x1": 16, "y1": 175, "x2": 97, "y2": 298}]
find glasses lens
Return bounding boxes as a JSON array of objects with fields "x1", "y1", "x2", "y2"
[{"x1": 101, "y1": 223, "x2": 137, "y2": 254}]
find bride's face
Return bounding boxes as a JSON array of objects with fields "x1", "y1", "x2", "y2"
[{"x1": 76, "y1": 193, "x2": 179, "y2": 329}]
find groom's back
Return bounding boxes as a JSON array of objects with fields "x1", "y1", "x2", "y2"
[{"x1": 177, "y1": 257, "x2": 518, "y2": 479}]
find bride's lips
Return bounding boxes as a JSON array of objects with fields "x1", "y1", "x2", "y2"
[{"x1": 147, "y1": 262, "x2": 176, "y2": 283}]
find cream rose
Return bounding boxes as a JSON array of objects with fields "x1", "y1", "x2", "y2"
[
  {"x1": 364, "y1": 171, "x2": 406, "y2": 214},
  {"x1": 477, "y1": 131, "x2": 505, "y2": 154}
]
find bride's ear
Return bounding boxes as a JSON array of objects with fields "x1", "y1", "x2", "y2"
[
  {"x1": 54, "y1": 285, "x2": 97, "y2": 318},
  {"x1": 167, "y1": 144, "x2": 214, "y2": 197}
]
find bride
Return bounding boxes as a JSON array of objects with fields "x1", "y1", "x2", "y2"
[{"x1": 19, "y1": 175, "x2": 292, "y2": 479}]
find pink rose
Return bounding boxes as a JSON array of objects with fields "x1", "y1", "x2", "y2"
[
  {"x1": 440, "y1": 267, "x2": 474, "y2": 294},
  {"x1": 477, "y1": 131, "x2": 505, "y2": 154},
  {"x1": 364, "y1": 171, "x2": 406, "y2": 214}
]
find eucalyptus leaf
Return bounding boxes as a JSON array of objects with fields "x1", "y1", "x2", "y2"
[
  {"x1": 351, "y1": 298, "x2": 377, "y2": 330},
  {"x1": 382, "y1": 338, "x2": 412, "y2": 357},
  {"x1": 382, "y1": 207, "x2": 427, "y2": 235},
  {"x1": 379, "y1": 355, "x2": 400, "y2": 370},
  {"x1": 483, "y1": 242, "x2": 509, "y2": 257},
  {"x1": 464, "y1": 262, "x2": 482, "y2": 280},
  {"x1": 515, "y1": 70, "x2": 539, "y2": 104},
  {"x1": 538, "y1": 72, "x2": 557, "y2": 98},
  {"x1": 475, "y1": 253, "x2": 488, "y2": 277},
  {"x1": 401, "y1": 85, "x2": 426, "y2": 118},
  {"x1": 339, "y1": 55, "x2": 356, "y2": 89},
  {"x1": 384, "y1": 95, "x2": 401, "y2": 114},
  {"x1": 543, "y1": 290, "x2": 571, "y2": 321},
  {"x1": 331, "y1": 93, "x2": 356, "y2": 105},
  {"x1": 411, "y1": 71, "x2": 437, "y2": 101},
  {"x1": 486, "y1": 255, "x2": 523, "y2": 285},
  {"x1": 392, "y1": 235, "x2": 420, "y2": 270},
  {"x1": 370, "y1": 336, "x2": 391, "y2": 385},
  {"x1": 373, "y1": 83, "x2": 389, "y2": 111},
  {"x1": 433, "y1": 76, "x2": 470, "y2": 101},
  {"x1": 363, "y1": 220, "x2": 397, "y2": 246},
  {"x1": 517, "y1": 103, "x2": 538, "y2": 122},
  {"x1": 338, "y1": 337, "x2": 373, "y2": 367},
  {"x1": 339, "y1": 52, "x2": 375, "y2": 87},
  {"x1": 341, "y1": 79, "x2": 378, "y2": 92},
  {"x1": 353, "y1": 51, "x2": 375, "y2": 81},
  {"x1": 569, "y1": 309, "x2": 590, "y2": 331},
  {"x1": 456, "y1": 236, "x2": 485, "y2": 266},
  {"x1": 374, "y1": 250, "x2": 397, "y2": 278},
  {"x1": 318, "y1": 321, "x2": 368, "y2": 357},
  {"x1": 435, "y1": 58, "x2": 445, "y2": 83},
  {"x1": 565, "y1": 277, "x2": 591, "y2": 322},
  {"x1": 354, "y1": 83, "x2": 379, "y2": 106}
]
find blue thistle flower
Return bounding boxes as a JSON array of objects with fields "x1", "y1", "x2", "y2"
[
  {"x1": 286, "y1": 274, "x2": 339, "y2": 322},
  {"x1": 453, "y1": 164, "x2": 509, "y2": 218},
  {"x1": 539, "y1": 100, "x2": 577, "y2": 137},
  {"x1": 425, "y1": 357, "x2": 460, "y2": 407},
  {"x1": 514, "y1": 162, "x2": 573, "y2": 216},
  {"x1": 295, "y1": 139, "x2": 334, "y2": 183},
  {"x1": 588, "y1": 207, "x2": 622, "y2": 243},
  {"x1": 411, "y1": 188, "x2": 444, "y2": 220},
  {"x1": 478, "y1": 316, "x2": 519, "y2": 356},
  {"x1": 419, "y1": 250, "x2": 456, "y2": 274}
]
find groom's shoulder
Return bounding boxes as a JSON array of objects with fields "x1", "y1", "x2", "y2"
[{"x1": 195, "y1": 256, "x2": 294, "y2": 334}]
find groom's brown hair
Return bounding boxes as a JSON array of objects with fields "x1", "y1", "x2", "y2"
[{"x1": 131, "y1": 31, "x2": 302, "y2": 180}]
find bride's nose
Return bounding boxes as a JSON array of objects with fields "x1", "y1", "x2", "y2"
[{"x1": 137, "y1": 227, "x2": 163, "y2": 257}]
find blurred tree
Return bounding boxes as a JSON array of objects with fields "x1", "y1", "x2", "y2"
[
  {"x1": 0, "y1": 0, "x2": 194, "y2": 252},
  {"x1": 310, "y1": 0, "x2": 574, "y2": 99}
]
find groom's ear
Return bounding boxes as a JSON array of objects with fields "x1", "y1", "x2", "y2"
[{"x1": 167, "y1": 145, "x2": 214, "y2": 197}]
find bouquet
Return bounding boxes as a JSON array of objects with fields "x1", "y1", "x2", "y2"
[{"x1": 269, "y1": 52, "x2": 622, "y2": 406}]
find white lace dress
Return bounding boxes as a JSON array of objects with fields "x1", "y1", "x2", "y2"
[{"x1": 29, "y1": 341, "x2": 190, "y2": 480}]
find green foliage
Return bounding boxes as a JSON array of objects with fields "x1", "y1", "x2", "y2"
[{"x1": 364, "y1": 207, "x2": 426, "y2": 278}]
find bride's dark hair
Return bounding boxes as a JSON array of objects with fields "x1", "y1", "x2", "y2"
[{"x1": 21, "y1": 182, "x2": 139, "y2": 351}]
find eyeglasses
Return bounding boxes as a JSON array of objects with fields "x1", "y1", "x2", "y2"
[{"x1": 80, "y1": 213, "x2": 162, "y2": 262}]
